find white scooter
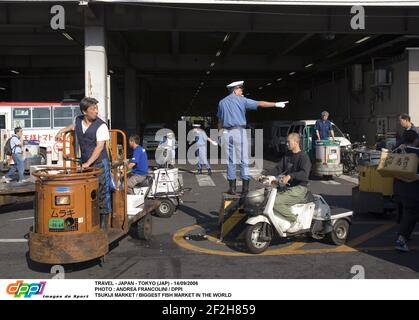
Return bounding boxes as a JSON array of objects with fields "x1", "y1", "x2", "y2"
[{"x1": 243, "y1": 175, "x2": 353, "y2": 254}]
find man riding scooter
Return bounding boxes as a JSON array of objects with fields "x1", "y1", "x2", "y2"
[{"x1": 260, "y1": 133, "x2": 311, "y2": 233}]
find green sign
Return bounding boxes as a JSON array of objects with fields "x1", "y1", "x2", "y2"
[{"x1": 49, "y1": 218, "x2": 64, "y2": 229}]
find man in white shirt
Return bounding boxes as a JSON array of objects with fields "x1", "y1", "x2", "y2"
[{"x1": 56, "y1": 97, "x2": 112, "y2": 230}]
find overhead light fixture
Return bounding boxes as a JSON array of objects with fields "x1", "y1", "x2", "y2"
[
  {"x1": 276, "y1": 78, "x2": 283, "y2": 82},
  {"x1": 0, "y1": 87, "x2": 6, "y2": 91},
  {"x1": 62, "y1": 32, "x2": 74, "y2": 41},
  {"x1": 266, "y1": 83, "x2": 272, "y2": 86},
  {"x1": 10, "y1": 70, "x2": 19, "y2": 74},
  {"x1": 305, "y1": 63, "x2": 314, "y2": 68},
  {"x1": 289, "y1": 72, "x2": 296, "y2": 76},
  {"x1": 206, "y1": 71, "x2": 211, "y2": 75},
  {"x1": 109, "y1": 69, "x2": 114, "y2": 74},
  {"x1": 200, "y1": 82, "x2": 204, "y2": 86},
  {"x1": 216, "y1": 51, "x2": 221, "y2": 57},
  {"x1": 223, "y1": 34, "x2": 230, "y2": 42},
  {"x1": 258, "y1": 87, "x2": 263, "y2": 90},
  {"x1": 356, "y1": 36, "x2": 370, "y2": 44},
  {"x1": 210, "y1": 62, "x2": 215, "y2": 67}
]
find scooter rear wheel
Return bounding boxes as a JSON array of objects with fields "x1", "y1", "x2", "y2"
[
  {"x1": 245, "y1": 222, "x2": 271, "y2": 254},
  {"x1": 326, "y1": 219, "x2": 350, "y2": 246}
]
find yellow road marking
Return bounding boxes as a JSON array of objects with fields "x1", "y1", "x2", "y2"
[
  {"x1": 173, "y1": 223, "x2": 401, "y2": 257},
  {"x1": 347, "y1": 223, "x2": 396, "y2": 247}
]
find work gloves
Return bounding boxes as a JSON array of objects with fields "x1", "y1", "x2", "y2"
[{"x1": 275, "y1": 101, "x2": 289, "y2": 108}]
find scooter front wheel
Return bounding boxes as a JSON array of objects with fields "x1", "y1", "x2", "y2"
[{"x1": 245, "y1": 222, "x2": 271, "y2": 254}]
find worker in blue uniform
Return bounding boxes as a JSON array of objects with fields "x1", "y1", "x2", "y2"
[
  {"x1": 192, "y1": 124, "x2": 218, "y2": 175},
  {"x1": 217, "y1": 80, "x2": 289, "y2": 195}
]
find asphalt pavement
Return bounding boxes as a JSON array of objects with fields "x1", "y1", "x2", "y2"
[{"x1": 1, "y1": 159, "x2": 419, "y2": 279}]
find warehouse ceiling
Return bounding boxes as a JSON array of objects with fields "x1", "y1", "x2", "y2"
[{"x1": 1, "y1": 2, "x2": 419, "y2": 117}]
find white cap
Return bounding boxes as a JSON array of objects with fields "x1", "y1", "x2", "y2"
[
  {"x1": 167, "y1": 132, "x2": 174, "y2": 138},
  {"x1": 192, "y1": 124, "x2": 201, "y2": 128},
  {"x1": 226, "y1": 80, "x2": 244, "y2": 89}
]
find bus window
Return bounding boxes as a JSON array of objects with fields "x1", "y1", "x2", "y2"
[
  {"x1": 53, "y1": 106, "x2": 81, "y2": 128},
  {"x1": 13, "y1": 108, "x2": 31, "y2": 128},
  {"x1": 0, "y1": 115, "x2": 5, "y2": 129},
  {"x1": 32, "y1": 107, "x2": 51, "y2": 128},
  {"x1": 73, "y1": 106, "x2": 82, "y2": 118},
  {"x1": 53, "y1": 106, "x2": 73, "y2": 127}
]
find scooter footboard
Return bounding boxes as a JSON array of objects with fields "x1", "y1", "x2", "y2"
[{"x1": 291, "y1": 203, "x2": 315, "y2": 229}]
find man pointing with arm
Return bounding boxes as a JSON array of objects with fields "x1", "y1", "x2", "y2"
[{"x1": 217, "y1": 80, "x2": 288, "y2": 196}]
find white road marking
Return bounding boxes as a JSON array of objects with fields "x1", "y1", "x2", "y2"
[
  {"x1": 0, "y1": 239, "x2": 28, "y2": 243},
  {"x1": 338, "y1": 175, "x2": 359, "y2": 185},
  {"x1": 320, "y1": 180, "x2": 341, "y2": 185},
  {"x1": 196, "y1": 175, "x2": 216, "y2": 187},
  {"x1": 222, "y1": 173, "x2": 243, "y2": 186},
  {"x1": 9, "y1": 217, "x2": 34, "y2": 222}
]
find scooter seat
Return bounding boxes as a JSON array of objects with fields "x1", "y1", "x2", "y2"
[
  {"x1": 300, "y1": 191, "x2": 315, "y2": 204},
  {"x1": 134, "y1": 175, "x2": 153, "y2": 188}
]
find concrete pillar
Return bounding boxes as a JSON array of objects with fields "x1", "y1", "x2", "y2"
[
  {"x1": 407, "y1": 48, "x2": 419, "y2": 124},
  {"x1": 85, "y1": 26, "x2": 108, "y2": 121},
  {"x1": 124, "y1": 67, "x2": 137, "y2": 134}
]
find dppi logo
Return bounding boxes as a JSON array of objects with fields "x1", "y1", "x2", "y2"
[{"x1": 6, "y1": 280, "x2": 46, "y2": 298}]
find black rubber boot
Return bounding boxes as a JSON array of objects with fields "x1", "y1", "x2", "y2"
[
  {"x1": 196, "y1": 169, "x2": 202, "y2": 175},
  {"x1": 242, "y1": 179, "x2": 250, "y2": 197},
  {"x1": 207, "y1": 168, "x2": 212, "y2": 176},
  {"x1": 100, "y1": 214, "x2": 109, "y2": 230},
  {"x1": 227, "y1": 180, "x2": 237, "y2": 195}
]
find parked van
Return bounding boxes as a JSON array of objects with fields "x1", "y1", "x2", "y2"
[
  {"x1": 286, "y1": 120, "x2": 351, "y2": 154},
  {"x1": 270, "y1": 121, "x2": 292, "y2": 156}
]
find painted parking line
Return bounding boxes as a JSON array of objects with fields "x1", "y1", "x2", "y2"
[
  {"x1": 346, "y1": 223, "x2": 396, "y2": 247},
  {"x1": 196, "y1": 175, "x2": 216, "y2": 187},
  {"x1": 173, "y1": 223, "x2": 400, "y2": 257},
  {"x1": 9, "y1": 217, "x2": 33, "y2": 222},
  {"x1": 320, "y1": 180, "x2": 341, "y2": 185},
  {"x1": 338, "y1": 175, "x2": 359, "y2": 185},
  {"x1": 0, "y1": 239, "x2": 28, "y2": 243}
]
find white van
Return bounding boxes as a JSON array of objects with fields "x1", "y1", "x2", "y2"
[
  {"x1": 142, "y1": 123, "x2": 165, "y2": 151},
  {"x1": 286, "y1": 120, "x2": 351, "y2": 153},
  {"x1": 270, "y1": 121, "x2": 292, "y2": 155}
]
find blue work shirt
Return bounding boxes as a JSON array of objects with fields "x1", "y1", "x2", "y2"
[
  {"x1": 315, "y1": 120, "x2": 333, "y2": 140},
  {"x1": 194, "y1": 130, "x2": 208, "y2": 147},
  {"x1": 217, "y1": 94, "x2": 258, "y2": 128},
  {"x1": 130, "y1": 145, "x2": 148, "y2": 176}
]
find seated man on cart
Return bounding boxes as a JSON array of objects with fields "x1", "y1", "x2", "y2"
[{"x1": 127, "y1": 134, "x2": 149, "y2": 194}]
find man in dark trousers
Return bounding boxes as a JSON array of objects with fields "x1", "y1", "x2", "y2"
[
  {"x1": 56, "y1": 97, "x2": 112, "y2": 230},
  {"x1": 394, "y1": 130, "x2": 419, "y2": 252},
  {"x1": 260, "y1": 133, "x2": 312, "y2": 233}
]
